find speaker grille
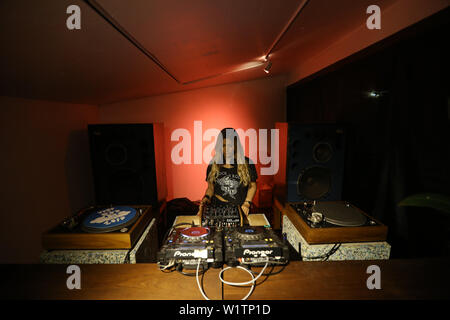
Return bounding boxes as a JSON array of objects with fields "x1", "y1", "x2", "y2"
[
  {"x1": 88, "y1": 124, "x2": 159, "y2": 205},
  {"x1": 297, "y1": 166, "x2": 331, "y2": 200},
  {"x1": 105, "y1": 143, "x2": 128, "y2": 166},
  {"x1": 108, "y1": 169, "x2": 145, "y2": 204},
  {"x1": 286, "y1": 123, "x2": 345, "y2": 202},
  {"x1": 312, "y1": 142, "x2": 333, "y2": 163}
]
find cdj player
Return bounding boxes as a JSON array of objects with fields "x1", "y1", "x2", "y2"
[
  {"x1": 224, "y1": 226, "x2": 289, "y2": 267},
  {"x1": 158, "y1": 201, "x2": 289, "y2": 274},
  {"x1": 157, "y1": 206, "x2": 290, "y2": 300},
  {"x1": 157, "y1": 225, "x2": 223, "y2": 270}
]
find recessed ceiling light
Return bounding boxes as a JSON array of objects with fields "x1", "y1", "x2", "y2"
[{"x1": 264, "y1": 61, "x2": 272, "y2": 74}]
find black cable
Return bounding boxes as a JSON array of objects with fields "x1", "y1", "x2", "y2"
[
  {"x1": 323, "y1": 244, "x2": 341, "y2": 261},
  {"x1": 176, "y1": 263, "x2": 208, "y2": 277},
  {"x1": 302, "y1": 243, "x2": 342, "y2": 261},
  {"x1": 263, "y1": 264, "x2": 287, "y2": 276},
  {"x1": 242, "y1": 264, "x2": 287, "y2": 287},
  {"x1": 249, "y1": 263, "x2": 287, "y2": 277},
  {"x1": 159, "y1": 267, "x2": 176, "y2": 273}
]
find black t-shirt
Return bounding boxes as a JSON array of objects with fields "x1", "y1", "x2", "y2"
[{"x1": 206, "y1": 157, "x2": 258, "y2": 205}]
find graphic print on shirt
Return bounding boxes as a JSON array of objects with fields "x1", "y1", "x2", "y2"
[{"x1": 216, "y1": 172, "x2": 240, "y2": 199}]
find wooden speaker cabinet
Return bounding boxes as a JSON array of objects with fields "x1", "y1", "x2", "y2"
[{"x1": 88, "y1": 123, "x2": 167, "y2": 206}]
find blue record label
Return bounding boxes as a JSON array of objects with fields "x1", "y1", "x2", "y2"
[{"x1": 82, "y1": 206, "x2": 137, "y2": 230}]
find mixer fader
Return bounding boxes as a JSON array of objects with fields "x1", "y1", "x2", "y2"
[{"x1": 201, "y1": 203, "x2": 242, "y2": 227}]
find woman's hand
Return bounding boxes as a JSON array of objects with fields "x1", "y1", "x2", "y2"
[
  {"x1": 196, "y1": 204, "x2": 202, "y2": 217},
  {"x1": 241, "y1": 202, "x2": 250, "y2": 217},
  {"x1": 196, "y1": 196, "x2": 211, "y2": 216}
]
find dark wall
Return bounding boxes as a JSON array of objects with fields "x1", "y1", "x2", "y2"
[{"x1": 286, "y1": 9, "x2": 449, "y2": 258}]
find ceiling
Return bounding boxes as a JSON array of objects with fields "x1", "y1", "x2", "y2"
[{"x1": 0, "y1": 0, "x2": 397, "y2": 105}]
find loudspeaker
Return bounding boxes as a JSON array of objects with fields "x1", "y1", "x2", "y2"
[
  {"x1": 275, "y1": 123, "x2": 345, "y2": 202},
  {"x1": 88, "y1": 123, "x2": 167, "y2": 205}
]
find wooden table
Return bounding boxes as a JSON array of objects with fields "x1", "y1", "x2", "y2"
[
  {"x1": 1, "y1": 259, "x2": 449, "y2": 300},
  {"x1": 0, "y1": 264, "x2": 222, "y2": 300},
  {"x1": 222, "y1": 259, "x2": 450, "y2": 300}
]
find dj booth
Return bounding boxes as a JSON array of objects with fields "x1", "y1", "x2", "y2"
[{"x1": 32, "y1": 196, "x2": 449, "y2": 300}]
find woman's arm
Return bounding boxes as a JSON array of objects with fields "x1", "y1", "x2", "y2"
[
  {"x1": 241, "y1": 182, "x2": 257, "y2": 216},
  {"x1": 204, "y1": 181, "x2": 214, "y2": 199}
]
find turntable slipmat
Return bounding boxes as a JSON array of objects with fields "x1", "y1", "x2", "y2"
[
  {"x1": 81, "y1": 206, "x2": 138, "y2": 233},
  {"x1": 314, "y1": 202, "x2": 367, "y2": 227}
]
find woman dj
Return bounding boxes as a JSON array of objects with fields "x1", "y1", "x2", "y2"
[{"x1": 197, "y1": 128, "x2": 258, "y2": 220}]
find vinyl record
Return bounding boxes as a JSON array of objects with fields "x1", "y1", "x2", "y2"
[
  {"x1": 315, "y1": 202, "x2": 367, "y2": 227},
  {"x1": 81, "y1": 206, "x2": 138, "y2": 233}
]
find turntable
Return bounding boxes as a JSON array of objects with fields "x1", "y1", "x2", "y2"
[
  {"x1": 42, "y1": 205, "x2": 154, "y2": 250},
  {"x1": 286, "y1": 201, "x2": 388, "y2": 244}
]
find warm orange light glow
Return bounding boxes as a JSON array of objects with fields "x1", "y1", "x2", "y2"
[
  {"x1": 100, "y1": 76, "x2": 287, "y2": 201},
  {"x1": 232, "y1": 61, "x2": 265, "y2": 73}
]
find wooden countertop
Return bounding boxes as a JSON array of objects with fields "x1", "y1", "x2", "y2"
[{"x1": 1, "y1": 258, "x2": 449, "y2": 300}]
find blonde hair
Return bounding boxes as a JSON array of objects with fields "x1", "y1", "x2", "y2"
[{"x1": 207, "y1": 128, "x2": 251, "y2": 186}]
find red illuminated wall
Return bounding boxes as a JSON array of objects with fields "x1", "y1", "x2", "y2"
[{"x1": 99, "y1": 75, "x2": 287, "y2": 201}]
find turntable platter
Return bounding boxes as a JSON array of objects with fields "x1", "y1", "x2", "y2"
[
  {"x1": 234, "y1": 227, "x2": 264, "y2": 240},
  {"x1": 315, "y1": 202, "x2": 367, "y2": 227},
  {"x1": 180, "y1": 226, "x2": 210, "y2": 238},
  {"x1": 81, "y1": 206, "x2": 138, "y2": 233}
]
